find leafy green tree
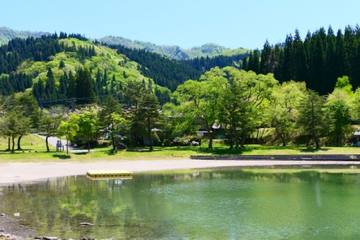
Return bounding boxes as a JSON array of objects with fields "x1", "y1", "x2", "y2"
[
  {"x1": 351, "y1": 88, "x2": 360, "y2": 120},
  {"x1": 75, "y1": 109, "x2": 99, "y2": 152},
  {"x1": 173, "y1": 67, "x2": 226, "y2": 149},
  {"x1": 335, "y1": 76, "x2": 353, "y2": 94},
  {"x1": 0, "y1": 111, "x2": 30, "y2": 152},
  {"x1": 98, "y1": 96, "x2": 128, "y2": 152},
  {"x1": 325, "y1": 89, "x2": 352, "y2": 146},
  {"x1": 39, "y1": 109, "x2": 63, "y2": 152},
  {"x1": 135, "y1": 91, "x2": 160, "y2": 151},
  {"x1": 108, "y1": 113, "x2": 128, "y2": 152},
  {"x1": 57, "y1": 117, "x2": 79, "y2": 155},
  {"x1": 219, "y1": 68, "x2": 277, "y2": 149},
  {"x1": 297, "y1": 90, "x2": 326, "y2": 149},
  {"x1": 2, "y1": 92, "x2": 40, "y2": 150},
  {"x1": 270, "y1": 81, "x2": 306, "y2": 146}
]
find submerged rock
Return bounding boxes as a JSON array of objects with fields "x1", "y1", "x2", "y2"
[
  {"x1": 0, "y1": 232, "x2": 18, "y2": 240},
  {"x1": 79, "y1": 222, "x2": 94, "y2": 226},
  {"x1": 42, "y1": 237, "x2": 58, "y2": 240}
]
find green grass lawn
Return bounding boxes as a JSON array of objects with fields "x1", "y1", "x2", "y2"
[{"x1": 1, "y1": 135, "x2": 360, "y2": 162}]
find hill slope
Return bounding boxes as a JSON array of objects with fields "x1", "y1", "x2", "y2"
[
  {"x1": 100, "y1": 36, "x2": 247, "y2": 60},
  {"x1": 0, "y1": 26, "x2": 48, "y2": 45},
  {"x1": 0, "y1": 36, "x2": 172, "y2": 105},
  {"x1": 109, "y1": 44, "x2": 248, "y2": 90}
]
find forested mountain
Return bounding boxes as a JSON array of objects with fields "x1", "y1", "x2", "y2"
[
  {"x1": 100, "y1": 35, "x2": 247, "y2": 60},
  {"x1": 1, "y1": 26, "x2": 248, "y2": 60},
  {"x1": 0, "y1": 34, "x2": 171, "y2": 106},
  {"x1": 0, "y1": 26, "x2": 48, "y2": 45},
  {"x1": 242, "y1": 25, "x2": 360, "y2": 94},
  {"x1": 109, "y1": 44, "x2": 248, "y2": 90}
]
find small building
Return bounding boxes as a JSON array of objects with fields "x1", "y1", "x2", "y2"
[{"x1": 352, "y1": 130, "x2": 360, "y2": 146}]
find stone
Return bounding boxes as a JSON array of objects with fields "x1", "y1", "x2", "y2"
[
  {"x1": 43, "y1": 237, "x2": 58, "y2": 240},
  {"x1": 80, "y1": 222, "x2": 94, "y2": 226},
  {"x1": 0, "y1": 213, "x2": 5, "y2": 217},
  {"x1": 13, "y1": 212, "x2": 20, "y2": 217}
]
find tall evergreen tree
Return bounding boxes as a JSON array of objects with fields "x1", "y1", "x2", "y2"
[
  {"x1": 45, "y1": 68, "x2": 56, "y2": 101},
  {"x1": 75, "y1": 68, "x2": 95, "y2": 104}
]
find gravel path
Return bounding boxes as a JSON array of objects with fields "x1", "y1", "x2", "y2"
[{"x1": 1, "y1": 159, "x2": 360, "y2": 185}]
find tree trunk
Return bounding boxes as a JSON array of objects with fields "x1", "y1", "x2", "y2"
[
  {"x1": 315, "y1": 138, "x2": 320, "y2": 149},
  {"x1": 45, "y1": 135, "x2": 50, "y2": 152},
  {"x1": 235, "y1": 138, "x2": 240, "y2": 149},
  {"x1": 147, "y1": 117, "x2": 153, "y2": 151},
  {"x1": 111, "y1": 133, "x2": 117, "y2": 153},
  {"x1": 281, "y1": 135, "x2": 287, "y2": 147},
  {"x1": 11, "y1": 136, "x2": 15, "y2": 153},
  {"x1": 6, "y1": 137, "x2": 10, "y2": 151},
  {"x1": 17, "y1": 135, "x2": 23, "y2": 150},
  {"x1": 88, "y1": 142, "x2": 90, "y2": 153},
  {"x1": 208, "y1": 130, "x2": 213, "y2": 150},
  {"x1": 229, "y1": 137, "x2": 234, "y2": 150},
  {"x1": 66, "y1": 138, "x2": 69, "y2": 155}
]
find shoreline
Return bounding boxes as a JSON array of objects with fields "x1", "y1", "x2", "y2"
[{"x1": 2, "y1": 159, "x2": 360, "y2": 185}]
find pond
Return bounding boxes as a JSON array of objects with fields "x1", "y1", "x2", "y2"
[{"x1": 1, "y1": 168, "x2": 360, "y2": 239}]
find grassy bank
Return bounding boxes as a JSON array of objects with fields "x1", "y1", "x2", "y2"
[
  {"x1": 1, "y1": 135, "x2": 360, "y2": 162},
  {"x1": 240, "y1": 167, "x2": 360, "y2": 174}
]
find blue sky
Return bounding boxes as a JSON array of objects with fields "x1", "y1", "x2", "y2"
[{"x1": 1, "y1": 0, "x2": 360, "y2": 49}]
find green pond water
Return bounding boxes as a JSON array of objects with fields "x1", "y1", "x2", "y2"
[{"x1": 1, "y1": 168, "x2": 360, "y2": 239}]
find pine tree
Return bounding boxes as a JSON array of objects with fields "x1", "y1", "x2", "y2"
[
  {"x1": 281, "y1": 34, "x2": 294, "y2": 81},
  {"x1": 75, "y1": 68, "x2": 95, "y2": 104},
  {"x1": 67, "y1": 71, "x2": 76, "y2": 99},
  {"x1": 297, "y1": 90, "x2": 326, "y2": 149},
  {"x1": 59, "y1": 60, "x2": 65, "y2": 69},
  {"x1": 45, "y1": 68, "x2": 56, "y2": 101},
  {"x1": 292, "y1": 30, "x2": 307, "y2": 81},
  {"x1": 260, "y1": 41, "x2": 272, "y2": 74},
  {"x1": 59, "y1": 72, "x2": 68, "y2": 100}
]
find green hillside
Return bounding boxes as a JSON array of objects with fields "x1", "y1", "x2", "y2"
[
  {"x1": 0, "y1": 36, "x2": 171, "y2": 106},
  {"x1": 17, "y1": 38, "x2": 151, "y2": 86},
  {"x1": 186, "y1": 43, "x2": 248, "y2": 59}
]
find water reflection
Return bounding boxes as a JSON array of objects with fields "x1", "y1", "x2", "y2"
[{"x1": 0, "y1": 169, "x2": 360, "y2": 239}]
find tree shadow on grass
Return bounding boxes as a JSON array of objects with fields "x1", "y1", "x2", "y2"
[
  {"x1": 52, "y1": 153, "x2": 71, "y2": 159},
  {"x1": 0, "y1": 148, "x2": 37, "y2": 154},
  {"x1": 300, "y1": 147, "x2": 330, "y2": 153},
  {"x1": 126, "y1": 147, "x2": 163, "y2": 152},
  {"x1": 195, "y1": 145, "x2": 314, "y2": 155},
  {"x1": 73, "y1": 152, "x2": 89, "y2": 155}
]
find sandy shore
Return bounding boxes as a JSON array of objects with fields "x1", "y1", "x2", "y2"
[{"x1": 2, "y1": 159, "x2": 360, "y2": 185}]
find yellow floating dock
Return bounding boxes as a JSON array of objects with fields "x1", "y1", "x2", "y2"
[{"x1": 86, "y1": 170, "x2": 133, "y2": 180}]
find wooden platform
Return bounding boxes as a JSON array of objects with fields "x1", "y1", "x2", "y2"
[{"x1": 86, "y1": 170, "x2": 133, "y2": 180}]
